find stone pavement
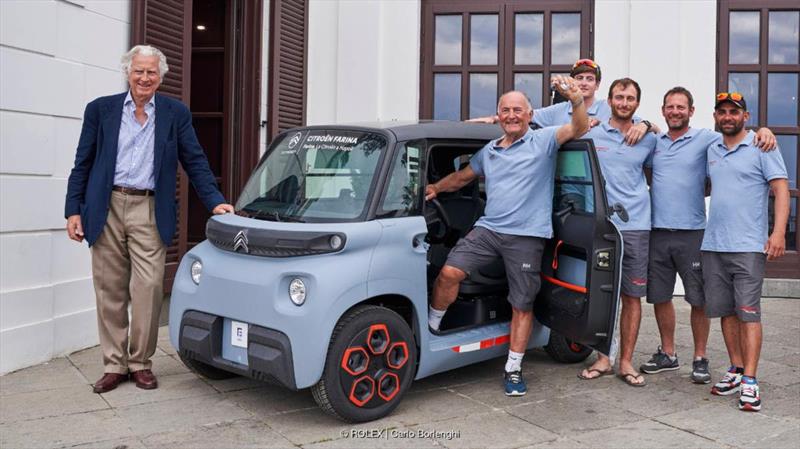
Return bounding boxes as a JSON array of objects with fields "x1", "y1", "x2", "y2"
[{"x1": 1, "y1": 298, "x2": 798, "y2": 449}]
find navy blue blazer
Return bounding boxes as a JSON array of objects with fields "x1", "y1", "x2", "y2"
[{"x1": 65, "y1": 92, "x2": 226, "y2": 246}]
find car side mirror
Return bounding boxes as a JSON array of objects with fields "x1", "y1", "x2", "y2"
[{"x1": 611, "y1": 202, "x2": 629, "y2": 223}]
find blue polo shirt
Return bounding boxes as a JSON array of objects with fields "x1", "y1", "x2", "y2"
[
  {"x1": 533, "y1": 98, "x2": 611, "y2": 128},
  {"x1": 647, "y1": 128, "x2": 720, "y2": 230},
  {"x1": 584, "y1": 122, "x2": 656, "y2": 231},
  {"x1": 470, "y1": 126, "x2": 559, "y2": 238},
  {"x1": 702, "y1": 131, "x2": 788, "y2": 253}
]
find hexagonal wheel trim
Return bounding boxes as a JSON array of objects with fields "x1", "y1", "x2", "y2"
[
  {"x1": 348, "y1": 375, "x2": 375, "y2": 407},
  {"x1": 386, "y1": 342, "x2": 409, "y2": 369},
  {"x1": 340, "y1": 347, "x2": 369, "y2": 376},
  {"x1": 377, "y1": 372, "x2": 400, "y2": 402},
  {"x1": 367, "y1": 324, "x2": 390, "y2": 354}
]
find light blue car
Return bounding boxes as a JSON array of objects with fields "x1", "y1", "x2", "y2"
[{"x1": 170, "y1": 122, "x2": 623, "y2": 422}]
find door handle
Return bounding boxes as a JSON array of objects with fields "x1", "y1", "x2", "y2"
[{"x1": 412, "y1": 234, "x2": 430, "y2": 252}]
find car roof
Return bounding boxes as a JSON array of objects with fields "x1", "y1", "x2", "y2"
[{"x1": 299, "y1": 121, "x2": 504, "y2": 142}]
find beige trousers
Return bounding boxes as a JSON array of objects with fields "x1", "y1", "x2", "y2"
[{"x1": 91, "y1": 191, "x2": 166, "y2": 374}]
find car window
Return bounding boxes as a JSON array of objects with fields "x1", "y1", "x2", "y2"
[
  {"x1": 554, "y1": 148, "x2": 594, "y2": 214},
  {"x1": 379, "y1": 141, "x2": 423, "y2": 216}
]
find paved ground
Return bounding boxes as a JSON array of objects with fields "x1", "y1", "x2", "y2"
[{"x1": 1, "y1": 298, "x2": 798, "y2": 449}]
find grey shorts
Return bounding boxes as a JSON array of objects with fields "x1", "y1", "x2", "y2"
[
  {"x1": 446, "y1": 226, "x2": 545, "y2": 311},
  {"x1": 647, "y1": 229, "x2": 705, "y2": 306},
  {"x1": 701, "y1": 251, "x2": 765, "y2": 322},
  {"x1": 621, "y1": 230, "x2": 649, "y2": 298}
]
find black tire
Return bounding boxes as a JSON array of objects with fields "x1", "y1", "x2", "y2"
[
  {"x1": 312, "y1": 305, "x2": 417, "y2": 423},
  {"x1": 179, "y1": 354, "x2": 238, "y2": 380},
  {"x1": 544, "y1": 331, "x2": 593, "y2": 363}
]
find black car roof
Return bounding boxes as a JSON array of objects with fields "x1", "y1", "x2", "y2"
[{"x1": 298, "y1": 121, "x2": 504, "y2": 142}]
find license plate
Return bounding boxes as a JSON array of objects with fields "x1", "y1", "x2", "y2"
[{"x1": 231, "y1": 321, "x2": 248, "y2": 348}]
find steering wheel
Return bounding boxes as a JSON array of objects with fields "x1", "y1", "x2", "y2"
[{"x1": 424, "y1": 198, "x2": 452, "y2": 244}]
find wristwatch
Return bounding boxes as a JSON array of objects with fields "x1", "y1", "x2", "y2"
[{"x1": 642, "y1": 120, "x2": 653, "y2": 132}]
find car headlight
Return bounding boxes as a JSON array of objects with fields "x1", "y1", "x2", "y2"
[
  {"x1": 190, "y1": 260, "x2": 203, "y2": 285},
  {"x1": 329, "y1": 235, "x2": 343, "y2": 250},
  {"x1": 289, "y1": 278, "x2": 306, "y2": 306}
]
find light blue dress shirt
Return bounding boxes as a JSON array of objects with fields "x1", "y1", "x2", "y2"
[
  {"x1": 647, "y1": 128, "x2": 721, "y2": 230},
  {"x1": 583, "y1": 122, "x2": 657, "y2": 231},
  {"x1": 114, "y1": 92, "x2": 156, "y2": 190},
  {"x1": 470, "y1": 127, "x2": 560, "y2": 238},
  {"x1": 701, "y1": 131, "x2": 788, "y2": 253}
]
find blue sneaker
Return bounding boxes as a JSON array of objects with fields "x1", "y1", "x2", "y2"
[
  {"x1": 738, "y1": 376, "x2": 761, "y2": 412},
  {"x1": 504, "y1": 370, "x2": 527, "y2": 396}
]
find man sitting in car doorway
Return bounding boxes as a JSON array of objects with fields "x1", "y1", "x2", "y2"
[{"x1": 425, "y1": 78, "x2": 589, "y2": 397}]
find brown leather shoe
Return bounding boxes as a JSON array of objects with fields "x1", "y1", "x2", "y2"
[
  {"x1": 131, "y1": 369, "x2": 158, "y2": 390},
  {"x1": 92, "y1": 373, "x2": 128, "y2": 393}
]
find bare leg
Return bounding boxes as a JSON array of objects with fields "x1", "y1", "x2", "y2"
[
  {"x1": 653, "y1": 301, "x2": 676, "y2": 355},
  {"x1": 690, "y1": 305, "x2": 710, "y2": 359},
  {"x1": 431, "y1": 265, "x2": 466, "y2": 311},
  {"x1": 618, "y1": 294, "x2": 643, "y2": 378},
  {"x1": 720, "y1": 315, "x2": 744, "y2": 368},
  {"x1": 739, "y1": 321, "x2": 762, "y2": 378},
  {"x1": 509, "y1": 308, "x2": 534, "y2": 353}
]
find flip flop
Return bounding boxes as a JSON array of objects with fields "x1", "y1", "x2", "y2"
[
  {"x1": 577, "y1": 367, "x2": 614, "y2": 380},
  {"x1": 618, "y1": 372, "x2": 647, "y2": 387}
]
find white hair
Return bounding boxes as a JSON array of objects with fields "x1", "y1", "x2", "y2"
[
  {"x1": 497, "y1": 90, "x2": 533, "y2": 113},
  {"x1": 121, "y1": 45, "x2": 169, "y2": 77}
]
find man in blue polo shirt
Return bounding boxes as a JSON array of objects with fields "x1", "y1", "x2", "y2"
[
  {"x1": 469, "y1": 59, "x2": 655, "y2": 145},
  {"x1": 702, "y1": 92, "x2": 789, "y2": 412},
  {"x1": 426, "y1": 76, "x2": 589, "y2": 396},
  {"x1": 577, "y1": 78, "x2": 656, "y2": 387},
  {"x1": 639, "y1": 87, "x2": 776, "y2": 384}
]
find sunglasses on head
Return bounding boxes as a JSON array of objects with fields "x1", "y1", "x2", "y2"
[
  {"x1": 572, "y1": 59, "x2": 598, "y2": 69},
  {"x1": 716, "y1": 92, "x2": 743, "y2": 102}
]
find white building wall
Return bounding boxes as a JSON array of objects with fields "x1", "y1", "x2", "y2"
[
  {"x1": 595, "y1": 0, "x2": 718, "y2": 295},
  {"x1": 0, "y1": 0, "x2": 130, "y2": 374},
  {"x1": 306, "y1": 0, "x2": 421, "y2": 125}
]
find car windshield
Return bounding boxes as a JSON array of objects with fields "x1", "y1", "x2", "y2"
[{"x1": 236, "y1": 129, "x2": 387, "y2": 222}]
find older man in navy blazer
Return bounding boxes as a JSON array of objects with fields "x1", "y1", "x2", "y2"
[{"x1": 65, "y1": 45, "x2": 233, "y2": 393}]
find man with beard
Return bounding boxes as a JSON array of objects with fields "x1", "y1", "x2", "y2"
[
  {"x1": 469, "y1": 59, "x2": 654, "y2": 145},
  {"x1": 426, "y1": 77, "x2": 589, "y2": 396},
  {"x1": 640, "y1": 88, "x2": 775, "y2": 384},
  {"x1": 702, "y1": 93, "x2": 789, "y2": 412},
  {"x1": 577, "y1": 78, "x2": 655, "y2": 387}
]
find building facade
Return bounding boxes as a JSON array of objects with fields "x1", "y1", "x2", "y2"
[{"x1": 1, "y1": 0, "x2": 797, "y2": 374}]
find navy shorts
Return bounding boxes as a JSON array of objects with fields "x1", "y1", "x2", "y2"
[{"x1": 445, "y1": 226, "x2": 545, "y2": 311}]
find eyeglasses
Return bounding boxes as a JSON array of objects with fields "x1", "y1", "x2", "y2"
[
  {"x1": 716, "y1": 92, "x2": 743, "y2": 102},
  {"x1": 572, "y1": 59, "x2": 598, "y2": 69}
]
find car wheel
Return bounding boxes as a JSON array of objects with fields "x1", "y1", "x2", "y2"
[
  {"x1": 179, "y1": 354, "x2": 238, "y2": 380},
  {"x1": 312, "y1": 305, "x2": 417, "y2": 423},
  {"x1": 544, "y1": 331, "x2": 592, "y2": 363}
]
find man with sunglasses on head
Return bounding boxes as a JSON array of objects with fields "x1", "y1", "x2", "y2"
[
  {"x1": 701, "y1": 92, "x2": 789, "y2": 412},
  {"x1": 468, "y1": 59, "x2": 656, "y2": 146},
  {"x1": 639, "y1": 87, "x2": 776, "y2": 385},
  {"x1": 426, "y1": 77, "x2": 589, "y2": 397}
]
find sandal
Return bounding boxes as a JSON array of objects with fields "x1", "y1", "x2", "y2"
[
  {"x1": 618, "y1": 372, "x2": 647, "y2": 387},
  {"x1": 577, "y1": 367, "x2": 614, "y2": 380}
]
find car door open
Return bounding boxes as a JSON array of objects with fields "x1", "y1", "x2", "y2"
[{"x1": 534, "y1": 138, "x2": 622, "y2": 356}]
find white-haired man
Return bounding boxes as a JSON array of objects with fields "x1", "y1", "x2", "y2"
[
  {"x1": 65, "y1": 45, "x2": 233, "y2": 393},
  {"x1": 426, "y1": 77, "x2": 589, "y2": 396}
]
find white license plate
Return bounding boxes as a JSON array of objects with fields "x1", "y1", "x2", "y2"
[{"x1": 231, "y1": 321, "x2": 248, "y2": 348}]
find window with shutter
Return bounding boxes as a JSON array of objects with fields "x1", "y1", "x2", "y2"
[{"x1": 268, "y1": 0, "x2": 308, "y2": 140}]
